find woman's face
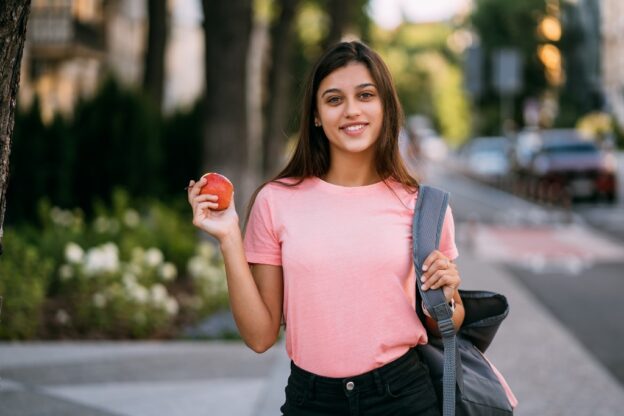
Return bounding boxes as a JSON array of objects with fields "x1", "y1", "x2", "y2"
[{"x1": 315, "y1": 62, "x2": 383, "y2": 160}]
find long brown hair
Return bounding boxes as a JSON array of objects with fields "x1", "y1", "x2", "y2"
[{"x1": 244, "y1": 41, "x2": 418, "y2": 228}]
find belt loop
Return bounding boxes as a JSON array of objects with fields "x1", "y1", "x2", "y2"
[
  {"x1": 373, "y1": 370, "x2": 384, "y2": 396},
  {"x1": 307, "y1": 374, "x2": 316, "y2": 401}
]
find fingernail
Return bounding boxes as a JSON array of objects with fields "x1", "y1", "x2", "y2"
[
  {"x1": 421, "y1": 276, "x2": 426, "y2": 282},
  {"x1": 422, "y1": 265, "x2": 428, "y2": 271}
]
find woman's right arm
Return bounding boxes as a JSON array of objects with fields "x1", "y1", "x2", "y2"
[{"x1": 188, "y1": 178, "x2": 283, "y2": 353}]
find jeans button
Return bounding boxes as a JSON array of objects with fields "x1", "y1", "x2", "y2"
[{"x1": 345, "y1": 381, "x2": 355, "y2": 391}]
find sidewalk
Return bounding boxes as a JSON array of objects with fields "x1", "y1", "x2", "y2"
[{"x1": 2, "y1": 246, "x2": 623, "y2": 416}]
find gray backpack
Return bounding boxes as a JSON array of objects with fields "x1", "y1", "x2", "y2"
[{"x1": 412, "y1": 185, "x2": 513, "y2": 416}]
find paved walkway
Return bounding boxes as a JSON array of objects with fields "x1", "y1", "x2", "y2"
[{"x1": 2, "y1": 246, "x2": 624, "y2": 415}]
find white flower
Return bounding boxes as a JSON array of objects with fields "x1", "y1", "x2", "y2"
[
  {"x1": 187, "y1": 256, "x2": 205, "y2": 279},
  {"x1": 129, "y1": 284, "x2": 149, "y2": 304},
  {"x1": 197, "y1": 242, "x2": 215, "y2": 259},
  {"x1": 144, "y1": 248, "x2": 164, "y2": 267},
  {"x1": 59, "y1": 264, "x2": 74, "y2": 280},
  {"x1": 92, "y1": 292, "x2": 107, "y2": 308},
  {"x1": 164, "y1": 297, "x2": 179, "y2": 316},
  {"x1": 83, "y1": 242, "x2": 120, "y2": 275},
  {"x1": 51, "y1": 207, "x2": 75, "y2": 227},
  {"x1": 64, "y1": 242, "x2": 84, "y2": 264},
  {"x1": 158, "y1": 262, "x2": 177, "y2": 281},
  {"x1": 123, "y1": 209, "x2": 141, "y2": 228},
  {"x1": 150, "y1": 283, "x2": 168, "y2": 304},
  {"x1": 122, "y1": 272, "x2": 138, "y2": 288},
  {"x1": 55, "y1": 309, "x2": 70, "y2": 325}
]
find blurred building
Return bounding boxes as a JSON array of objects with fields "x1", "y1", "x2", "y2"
[
  {"x1": 19, "y1": 0, "x2": 204, "y2": 122},
  {"x1": 601, "y1": 0, "x2": 624, "y2": 130}
]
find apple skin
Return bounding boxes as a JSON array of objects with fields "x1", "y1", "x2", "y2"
[{"x1": 199, "y1": 173, "x2": 234, "y2": 211}]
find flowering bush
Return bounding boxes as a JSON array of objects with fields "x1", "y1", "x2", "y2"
[
  {"x1": 1, "y1": 189, "x2": 229, "y2": 340},
  {"x1": 51, "y1": 241, "x2": 181, "y2": 338}
]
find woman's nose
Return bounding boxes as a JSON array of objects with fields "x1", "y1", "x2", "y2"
[{"x1": 344, "y1": 98, "x2": 361, "y2": 118}]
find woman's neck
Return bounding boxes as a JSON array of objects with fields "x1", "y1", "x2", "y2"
[{"x1": 322, "y1": 158, "x2": 380, "y2": 187}]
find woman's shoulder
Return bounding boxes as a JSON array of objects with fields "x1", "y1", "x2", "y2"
[{"x1": 377, "y1": 178, "x2": 418, "y2": 211}]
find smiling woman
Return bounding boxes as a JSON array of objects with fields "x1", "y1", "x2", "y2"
[{"x1": 187, "y1": 41, "x2": 478, "y2": 416}]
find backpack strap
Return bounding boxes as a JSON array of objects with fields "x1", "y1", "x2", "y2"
[{"x1": 412, "y1": 185, "x2": 457, "y2": 416}]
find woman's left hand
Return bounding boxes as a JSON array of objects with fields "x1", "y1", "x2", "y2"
[{"x1": 420, "y1": 250, "x2": 460, "y2": 303}]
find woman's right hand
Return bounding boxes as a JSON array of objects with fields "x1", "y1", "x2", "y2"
[{"x1": 187, "y1": 177, "x2": 240, "y2": 242}]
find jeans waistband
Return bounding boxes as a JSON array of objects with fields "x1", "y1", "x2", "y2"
[{"x1": 289, "y1": 347, "x2": 422, "y2": 396}]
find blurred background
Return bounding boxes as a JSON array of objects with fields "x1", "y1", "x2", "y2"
[{"x1": 1, "y1": 0, "x2": 624, "y2": 414}]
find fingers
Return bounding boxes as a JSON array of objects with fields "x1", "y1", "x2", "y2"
[
  {"x1": 421, "y1": 268, "x2": 460, "y2": 291},
  {"x1": 197, "y1": 200, "x2": 219, "y2": 210},
  {"x1": 422, "y1": 250, "x2": 448, "y2": 272},
  {"x1": 422, "y1": 250, "x2": 451, "y2": 276},
  {"x1": 421, "y1": 250, "x2": 460, "y2": 291}
]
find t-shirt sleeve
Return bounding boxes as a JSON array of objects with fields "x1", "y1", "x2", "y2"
[
  {"x1": 439, "y1": 205, "x2": 459, "y2": 260},
  {"x1": 243, "y1": 185, "x2": 282, "y2": 265}
]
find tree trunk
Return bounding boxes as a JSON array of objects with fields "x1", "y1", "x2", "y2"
[
  {"x1": 324, "y1": 0, "x2": 355, "y2": 48},
  {"x1": 262, "y1": 0, "x2": 300, "y2": 177},
  {"x1": 143, "y1": 0, "x2": 167, "y2": 111},
  {"x1": 0, "y1": 1, "x2": 31, "y2": 255},
  {"x1": 201, "y1": 0, "x2": 253, "y2": 209}
]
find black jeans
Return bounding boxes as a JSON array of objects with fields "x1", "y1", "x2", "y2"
[{"x1": 280, "y1": 348, "x2": 440, "y2": 416}]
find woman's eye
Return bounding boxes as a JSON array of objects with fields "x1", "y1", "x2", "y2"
[
  {"x1": 360, "y1": 92, "x2": 374, "y2": 100},
  {"x1": 327, "y1": 96, "x2": 342, "y2": 104}
]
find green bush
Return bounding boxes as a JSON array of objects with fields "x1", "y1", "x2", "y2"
[
  {"x1": 1, "y1": 188, "x2": 229, "y2": 339},
  {"x1": 0, "y1": 230, "x2": 54, "y2": 339}
]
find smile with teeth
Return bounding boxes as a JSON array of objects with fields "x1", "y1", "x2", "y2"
[{"x1": 342, "y1": 124, "x2": 367, "y2": 134}]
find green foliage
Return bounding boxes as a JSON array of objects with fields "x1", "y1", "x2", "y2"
[
  {"x1": 8, "y1": 78, "x2": 203, "y2": 226},
  {"x1": 1, "y1": 189, "x2": 229, "y2": 340},
  {"x1": 8, "y1": 99, "x2": 72, "y2": 223},
  {"x1": 0, "y1": 230, "x2": 54, "y2": 339},
  {"x1": 372, "y1": 23, "x2": 471, "y2": 145},
  {"x1": 71, "y1": 78, "x2": 164, "y2": 211}
]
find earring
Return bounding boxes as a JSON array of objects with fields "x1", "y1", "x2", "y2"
[{"x1": 314, "y1": 120, "x2": 321, "y2": 127}]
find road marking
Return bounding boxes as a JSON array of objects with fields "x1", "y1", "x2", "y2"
[{"x1": 461, "y1": 224, "x2": 624, "y2": 274}]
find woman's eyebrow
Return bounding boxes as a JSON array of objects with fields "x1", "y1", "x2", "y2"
[{"x1": 321, "y1": 83, "x2": 377, "y2": 97}]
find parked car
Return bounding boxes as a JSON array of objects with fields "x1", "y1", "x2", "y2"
[
  {"x1": 527, "y1": 137, "x2": 617, "y2": 202},
  {"x1": 458, "y1": 136, "x2": 512, "y2": 183}
]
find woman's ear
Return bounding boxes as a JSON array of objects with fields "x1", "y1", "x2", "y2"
[{"x1": 313, "y1": 113, "x2": 321, "y2": 127}]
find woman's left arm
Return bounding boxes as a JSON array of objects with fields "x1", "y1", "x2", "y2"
[{"x1": 420, "y1": 250, "x2": 465, "y2": 335}]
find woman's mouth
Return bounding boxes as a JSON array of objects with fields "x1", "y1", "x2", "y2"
[{"x1": 340, "y1": 123, "x2": 368, "y2": 136}]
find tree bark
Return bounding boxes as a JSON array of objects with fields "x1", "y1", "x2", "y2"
[
  {"x1": 324, "y1": 0, "x2": 355, "y2": 48},
  {"x1": 143, "y1": 0, "x2": 167, "y2": 111},
  {"x1": 262, "y1": 0, "x2": 300, "y2": 177},
  {"x1": 201, "y1": 0, "x2": 253, "y2": 208},
  {"x1": 0, "y1": 0, "x2": 31, "y2": 255}
]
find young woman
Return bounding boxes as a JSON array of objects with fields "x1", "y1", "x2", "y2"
[{"x1": 188, "y1": 41, "x2": 464, "y2": 415}]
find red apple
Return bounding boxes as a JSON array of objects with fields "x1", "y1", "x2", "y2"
[{"x1": 199, "y1": 172, "x2": 233, "y2": 211}]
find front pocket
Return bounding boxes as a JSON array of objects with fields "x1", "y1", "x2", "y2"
[{"x1": 385, "y1": 364, "x2": 435, "y2": 399}]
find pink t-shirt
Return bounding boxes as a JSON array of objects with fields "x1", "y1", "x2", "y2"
[{"x1": 243, "y1": 176, "x2": 458, "y2": 377}]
